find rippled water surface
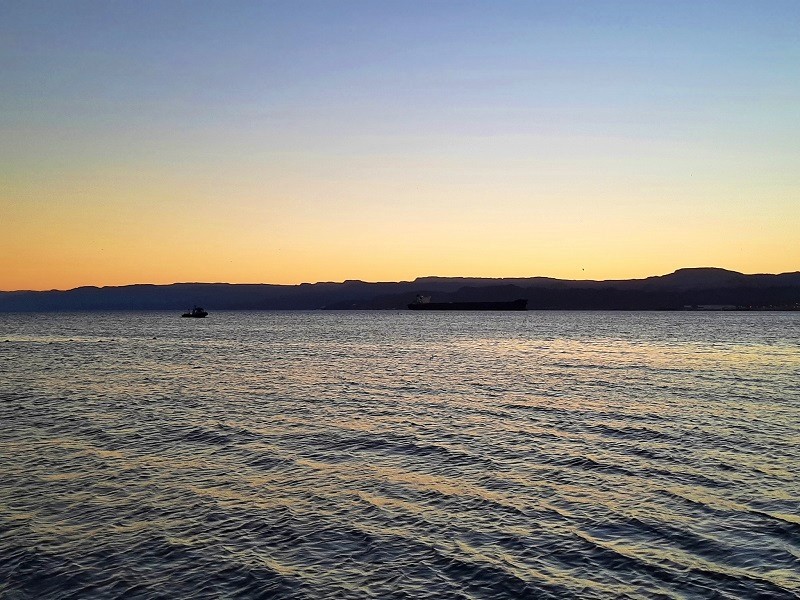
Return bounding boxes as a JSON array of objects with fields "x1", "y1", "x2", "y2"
[{"x1": 1, "y1": 311, "x2": 799, "y2": 599}]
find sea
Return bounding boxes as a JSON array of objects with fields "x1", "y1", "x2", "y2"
[{"x1": 0, "y1": 311, "x2": 798, "y2": 599}]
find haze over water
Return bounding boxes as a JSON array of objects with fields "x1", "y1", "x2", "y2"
[{"x1": 1, "y1": 311, "x2": 799, "y2": 598}]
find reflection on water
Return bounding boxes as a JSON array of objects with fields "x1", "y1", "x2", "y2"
[{"x1": 1, "y1": 311, "x2": 799, "y2": 599}]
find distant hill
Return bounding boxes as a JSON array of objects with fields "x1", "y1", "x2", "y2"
[{"x1": 1, "y1": 268, "x2": 798, "y2": 311}]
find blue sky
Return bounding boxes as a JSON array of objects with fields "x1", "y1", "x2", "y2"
[{"x1": 2, "y1": 1, "x2": 799, "y2": 288}]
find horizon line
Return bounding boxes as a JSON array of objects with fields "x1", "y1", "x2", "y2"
[{"x1": 3, "y1": 266, "x2": 799, "y2": 294}]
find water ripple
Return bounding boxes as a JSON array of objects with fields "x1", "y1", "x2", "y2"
[{"x1": 1, "y1": 310, "x2": 799, "y2": 598}]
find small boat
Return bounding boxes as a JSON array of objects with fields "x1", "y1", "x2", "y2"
[
  {"x1": 181, "y1": 306, "x2": 208, "y2": 318},
  {"x1": 408, "y1": 295, "x2": 527, "y2": 311}
]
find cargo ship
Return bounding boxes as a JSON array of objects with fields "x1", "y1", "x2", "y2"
[{"x1": 408, "y1": 296, "x2": 527, "y2": 311}]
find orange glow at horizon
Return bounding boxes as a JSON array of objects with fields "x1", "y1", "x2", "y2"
[
  {"x1": 2, "y1": 160, "x2": 798, "y2": 291},
  {"x1": 2, "y1": 4, "x2": 799, "y2": 291}
]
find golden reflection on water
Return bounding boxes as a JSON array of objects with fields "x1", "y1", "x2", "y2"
[{"x1": 1, "y1": 311, "x2": 798, "y2": 598}]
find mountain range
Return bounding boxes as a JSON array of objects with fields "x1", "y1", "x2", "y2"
[{"x1": 1, "y1": 268, "x2": 798, "y2": 311}]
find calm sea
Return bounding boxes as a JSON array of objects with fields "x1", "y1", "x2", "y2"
[{"x1": 1, "y1": 311, "x2": 798, "y2": 599}]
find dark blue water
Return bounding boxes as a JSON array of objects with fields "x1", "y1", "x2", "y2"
[{"x1": 1, "y1": 311, "x2": 798, "y2": 599}]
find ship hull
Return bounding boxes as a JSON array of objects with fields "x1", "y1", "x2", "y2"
[{"x1": 408, "y1": 299, "x2": 527, "y2": 311}]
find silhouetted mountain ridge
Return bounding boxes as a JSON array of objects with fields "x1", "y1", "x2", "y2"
[{"x1": 1, "y1": 268, "x2": 798, "y2": 311}]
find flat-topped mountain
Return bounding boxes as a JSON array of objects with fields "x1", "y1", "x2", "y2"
[{"x1": 1, "y1": 268, "x2": 798, "y2": 311}]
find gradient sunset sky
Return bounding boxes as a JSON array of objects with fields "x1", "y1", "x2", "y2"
[{"x1": 2, "y1": 1, "x2": 798, "y2": 290}]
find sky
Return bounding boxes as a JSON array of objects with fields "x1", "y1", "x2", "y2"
[{"x1": 1, "y1": 0, "x2": 798, "y2": 290}]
